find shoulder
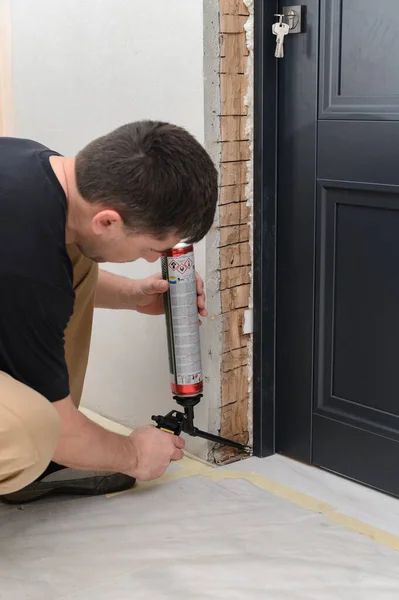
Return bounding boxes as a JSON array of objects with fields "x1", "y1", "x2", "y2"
[
  {"x1": 0, "y1": 136, "x2": 53, "y2": 157},
  {"x1": 0, "y1": 138, "x2": 70, "y2": 287}
]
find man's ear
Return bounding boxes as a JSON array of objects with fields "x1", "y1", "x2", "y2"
[{"x1": 91, "y1": 209, "x2": 123, "y2": 236}]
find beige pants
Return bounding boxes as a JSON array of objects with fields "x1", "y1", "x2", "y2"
[{"x1": 0, "y1": 245, "x2": 98, "y2": 494}]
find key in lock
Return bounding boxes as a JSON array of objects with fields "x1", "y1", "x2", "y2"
[{"x1": 272, "y1": 15, "x2": 290, "y2": 59}]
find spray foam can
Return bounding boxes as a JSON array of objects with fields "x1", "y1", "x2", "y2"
[{"x1": 161, "y1": 242, "x2": 203, "y2": 398}]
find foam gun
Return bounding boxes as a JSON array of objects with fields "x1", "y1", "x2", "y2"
[{"x1": 151, "y1": 243, "x2": 250, "y2": 453}]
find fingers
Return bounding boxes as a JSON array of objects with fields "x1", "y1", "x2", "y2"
[
  {"x1": 196, "y1": 271, "x2": 204, "y2": 294},
  {"x1": 173, "y1": 435, "x2": 185, "y2": 450},
  {"x1": 197, "y1": 292, "x2": 206, "y2": 310},
  {"x1": 141, "y1": 275, "x2": 169, "y2": 296},
  {"x1": 141, "y1": 272, "x2": 206, "y2": 317},
  {"x1": 195, "y1": 272, "x2": 207, "y2": 317},
  {"x1": 170, "y1": 448, "x2": 184, "y2": 461},
  {"x1": 151, "y1": 272, "x2": 163, "y2": 281},
  {"x1": 156, "y1": 280, "x2": 169, "y2": 293},
  {"x1": 169, "y1": 435, "x2": 185, "y2": 461},
  {"x1": 127, "y1": 427, "x2": 186, "y2": 480},
  {"x1": 198, "y1": 305, "x2": 208, "y2": 317}
]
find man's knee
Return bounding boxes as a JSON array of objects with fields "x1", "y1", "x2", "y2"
[{"x1": 0, "y1": 373, "x2": 61, "y2": 494}]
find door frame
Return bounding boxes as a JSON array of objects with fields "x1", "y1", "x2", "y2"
[{"x1": 252, "y1": 0, "x2": 279, "y2": 456}]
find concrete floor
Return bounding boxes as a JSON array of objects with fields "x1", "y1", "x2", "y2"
[{"x1": 1, "y1": 449, "x2": 399, "y2": 600}]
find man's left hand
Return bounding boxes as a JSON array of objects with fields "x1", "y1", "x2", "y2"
[{"x1": 133, "y1": 273, "x2": 207, "y2": 318}]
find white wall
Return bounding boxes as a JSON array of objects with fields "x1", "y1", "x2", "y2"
[{"x1": 10, "y1": 0, "x2": 210, "y2": 453}]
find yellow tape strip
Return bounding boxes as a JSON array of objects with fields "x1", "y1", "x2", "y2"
[
  {"x1": 107, "y1": 456, "x2": 399, "y2": 553},
  {"x1": 326, "y1": 512, "x2": 399, "y2": 552}
]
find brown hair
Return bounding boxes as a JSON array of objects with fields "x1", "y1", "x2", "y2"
[{"x1": 75, "y1": 121, "x2": 218, "y2": 243}]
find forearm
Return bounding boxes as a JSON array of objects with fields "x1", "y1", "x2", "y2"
[
  {"x1": 95, "y1": 269, "x2": 139, "y2": 310},
  {"x1": 52, "y1": 396, "x2": 132, "y2": 473}
]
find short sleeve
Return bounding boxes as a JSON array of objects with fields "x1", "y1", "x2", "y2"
[{"x1": 0, "y1": 274, "x2": 73, "y2": 402}]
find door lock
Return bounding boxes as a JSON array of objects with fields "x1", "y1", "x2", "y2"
[{"x1": 282, "y1": 5, "x2": 305, "y2": 34}]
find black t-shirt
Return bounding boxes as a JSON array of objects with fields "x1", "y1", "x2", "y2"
[{"x1": 0, "y1": 137, "x2": 74, "y2": 401}]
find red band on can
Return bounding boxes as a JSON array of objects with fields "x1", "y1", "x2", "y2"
[
  {"x1": 171, "y1": 382, "x2": 203, "y2": 396},
  {"x1": 165, "y1": 244, "x2": 194, "y2": 258}
]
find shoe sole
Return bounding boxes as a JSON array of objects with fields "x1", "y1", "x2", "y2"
[{"x1": 1, "y1": 478, "x2": 136, "y2": 505}]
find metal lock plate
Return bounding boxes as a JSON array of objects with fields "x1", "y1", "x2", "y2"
[{"x1": 282, "y1": 5, "x2": 305, "y2": 34}]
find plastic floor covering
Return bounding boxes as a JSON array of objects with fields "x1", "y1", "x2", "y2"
[{"x1": 1, "y1": 456, "x2": 399, "y2": 599}]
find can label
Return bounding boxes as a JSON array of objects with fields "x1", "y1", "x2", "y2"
[{"x1": 163, "y1": 249, "x2": 203, "y2": 391}]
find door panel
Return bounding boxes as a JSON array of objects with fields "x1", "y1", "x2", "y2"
[
  {"x1": 315, "y1": 182, "x2": 399, "y2": 438},
  {"x1": 312, "y1": 415, "x2": 399, "y2": 498},
  {"x1": 276, "y1": 0, "x2": 399, "y2": 496},
  {"x1": 320, "y1": 0, "x2": 399, "y2": 118},
  {"x1": 318, "y1": 121, "x2": 399, "y2": 184}
]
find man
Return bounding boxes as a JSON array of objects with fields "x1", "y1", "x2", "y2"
[{"x1": 0, "y1": 120, "x2": 217, "y2": 503}]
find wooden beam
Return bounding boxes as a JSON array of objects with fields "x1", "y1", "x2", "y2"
[
  {"x1": 220, "y1": 73, "x2": 248, "y2": 116},
  {"x1": 219, "y1": 201, "x2": 250, "y2": 227},
  {"x1": 220, "y1": 116, "x2": 249, "y2": 142},
  {"x1": 220, "y1": 32, "x2": 248, "y2": 73},
  {"x1": 221, "y1": 283, "x2": 250, "y2": 313},
  {"x1": 220, "y1": 32, "x2": 249, "y2": 58},
  {"x1": 220, "y1": 241, "x2": 251, "y2": 269},
  {"x1": 220, "y1": 396, "x2": 249, "y2": 441},
  {"x1": 222, "y1": 365, "x2": 248, "y2": 405},
  {"x1": 221, "y1": 264, "x2": 250, "y2": 288},
  {"x1": 219, "y1": 183, "x2": 246, "y2": 204},
  {"x1": 220, "y1": 0, "x2": 250, "y2": 16},
  {"x1": 221, "y1": 161, "x2": 248, "y2": 186},
  {"x1": 217, "y1": 0, "x2": 252, "y2": 451},
  {"x1": 220, "y1": 14, "x2": 248, "y2": 33},
  {"x1": 221, "y1": 140, "x2": 250, "y2": 162},
  {"x1": 223, "y1": 308, "x2": 249, "y2": 352},
  {"x1": 219, "y1": 225, "x2": 250, "y2": 248},
  {"x1": 222, "y1": 346, "x2": 248, "y2": 372}
]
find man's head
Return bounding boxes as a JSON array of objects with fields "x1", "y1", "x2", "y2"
[{"x1": 71, "y1": 121, "x2": 218, "y2": 263}]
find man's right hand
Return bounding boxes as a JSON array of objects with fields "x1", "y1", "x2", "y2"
[
  {"x1": 123, "y1": 425, "x2": 185, "y2": 481},
  {"x1": 52, "y1": 396, "x2": 185, "y2": 482}
]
